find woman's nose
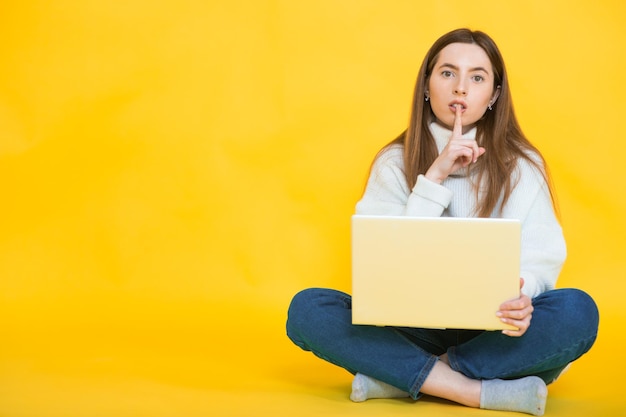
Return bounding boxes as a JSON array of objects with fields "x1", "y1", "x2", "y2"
[
  {"x1": 454, "y1": 85, "x2": 468, "y2": 96},
  {"x1": 454, "y1": 79, "x2": 468, "y2": 96}
]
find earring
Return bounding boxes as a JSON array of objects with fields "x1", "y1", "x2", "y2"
[
  {"x1": 425, "y1": 95, "x2": 430, "y2": 102},
  {"x1": 488, "y1": 101, "x2": 493, "y2": 111}
]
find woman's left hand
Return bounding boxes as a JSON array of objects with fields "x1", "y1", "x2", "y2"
[{"x1": 497, "y1": 278, "x2": 534, "y2": 337}]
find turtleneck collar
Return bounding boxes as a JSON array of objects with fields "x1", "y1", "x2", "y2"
[{"x1": 429, "y1": 122, "x2": 477, "y2": 154}]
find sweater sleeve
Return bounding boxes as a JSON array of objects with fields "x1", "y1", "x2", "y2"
[
  {"x1": 355, "y1": 146, "x2": 452, "y2": 216},
  {"x1": 502, "y1": 161, "x2": 567, "y2": 299}
]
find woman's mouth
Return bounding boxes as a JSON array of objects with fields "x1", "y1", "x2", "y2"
[{"x1": 449, "y1": 101, "x2": 467, "y2": 112}]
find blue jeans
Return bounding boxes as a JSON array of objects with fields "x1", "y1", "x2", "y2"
[{"x1": 286, "y1": 287, "x2": 598, "y2": 400}]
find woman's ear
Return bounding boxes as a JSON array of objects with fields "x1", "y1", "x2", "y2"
[{"x1": 491, "y1": 85, "x2": 501, "y2": 105}]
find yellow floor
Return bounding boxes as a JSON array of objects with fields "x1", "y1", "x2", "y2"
[{"x1": 1, "y1": 299, "x2": 623, "y2": 417}]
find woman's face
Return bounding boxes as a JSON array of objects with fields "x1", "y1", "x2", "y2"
[{"x1": 427, "y1": 42, "x2": 499, "y2": 133}]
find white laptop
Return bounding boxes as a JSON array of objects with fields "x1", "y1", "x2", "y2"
[{"x1": 351, "y1": 215, "x2": 521, "y2": 330}]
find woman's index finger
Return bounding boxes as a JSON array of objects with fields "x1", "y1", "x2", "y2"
[{"x1": 453, "y1": 105, "x2": 463, "y2": 137}]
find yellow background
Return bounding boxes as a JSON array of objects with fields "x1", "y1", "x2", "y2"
[{"x1": 1, "y1": 1, "x2": 624, "y2": 416}]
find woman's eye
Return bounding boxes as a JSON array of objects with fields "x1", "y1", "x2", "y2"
[
  {"x1": 442, "y1": 70, "x2": 454, "y2": 78},
  {"x1": 472, "y1": 75, "x2": 485, "y2": 82}
]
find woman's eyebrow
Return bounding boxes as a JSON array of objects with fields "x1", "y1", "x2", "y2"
[{"x1": 438, "y1": 63, "x2": 490, "y2": 74}]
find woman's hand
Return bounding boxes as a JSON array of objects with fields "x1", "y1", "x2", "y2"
[
  {"x1": 497, "y1": 278, "x2": 534, "y2": 337},
  {"x1": 424, "y1": 105, "x2": 485, "y2": 184}
]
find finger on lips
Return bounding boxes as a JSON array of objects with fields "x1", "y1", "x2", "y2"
[
  {"x1": 453, "y1": 104, "x2": 463, "y2": 136},
  {"x1": 453, "y1": 104, "x2": 481, "y2": 163}
]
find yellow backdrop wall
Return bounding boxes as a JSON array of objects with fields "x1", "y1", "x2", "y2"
[{"x1": 1, "y1": 1, "x2": 624, "y2": 416}]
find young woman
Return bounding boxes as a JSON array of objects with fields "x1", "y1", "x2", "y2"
[{"x1": 286, "y1": 29, "x2": 599, "y2": 416}]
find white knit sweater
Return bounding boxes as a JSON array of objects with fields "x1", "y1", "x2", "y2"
[{"x1": 355, "y1": 122, "x2": 566, "y2": 298}]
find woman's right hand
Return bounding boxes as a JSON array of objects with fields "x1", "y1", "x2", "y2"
[{"x1": 424, "y1": 105, "x2": 485, "y2": 184}]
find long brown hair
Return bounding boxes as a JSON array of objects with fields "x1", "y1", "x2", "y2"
[{"x1": 377, "y1": 28, "x2": 555, "y2": 217}]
